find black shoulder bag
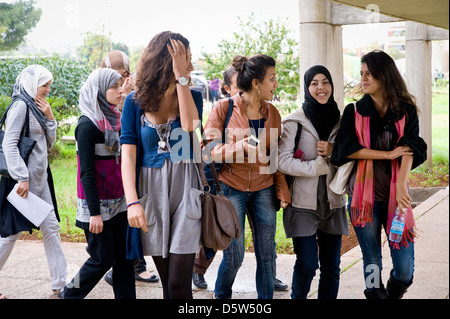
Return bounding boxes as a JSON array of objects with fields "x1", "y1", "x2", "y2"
[
  {"x1": 0, "y1": 104, "x2": 36, "y2": 178},
  {"x1": 0, "y1": 104, "x2": 37, "y2": 237}
]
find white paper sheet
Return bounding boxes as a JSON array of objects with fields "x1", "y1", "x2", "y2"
[{"x1": 7, "y1": 184, "x2": 54, "y2": 227}]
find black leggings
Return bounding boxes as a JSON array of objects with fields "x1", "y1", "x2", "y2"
[{"x1": 152, "y1": 253, "x2": 196, "y2": 299}]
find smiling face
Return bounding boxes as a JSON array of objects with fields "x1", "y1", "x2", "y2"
[
  {"x1": 36, "y1": 80, "x2": 52, "y2": 99},
  {"x1": 308, "y1": 73, "x2": 331, "y2": 104},
  {"x1": 257, "y1": 66, "x2": 278, "y2": 101},
  {"x1": 106, "y1": 79, "x2": 124, "y2": 105}
]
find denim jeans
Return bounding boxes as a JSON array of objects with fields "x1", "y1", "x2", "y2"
[
  {"x1": 214, "y1": 182, "x2": 277, "y2": 299},
  {"x1": 291, "y1": 230, "x2": 342, "y2": 299},
  {"x1": 348, "y1": 197, "x2": 415, "y2": 289}
]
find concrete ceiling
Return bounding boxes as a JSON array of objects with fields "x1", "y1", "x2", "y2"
[{"x1": 329, "y1": 0, "x2": 449, "y2": 29}]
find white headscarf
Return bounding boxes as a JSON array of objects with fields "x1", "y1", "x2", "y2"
[
  {"x1": 10, "y1": 65, "x2": 53, "y2": 130},
  {"x1": 15, "y1": 65, "x2": 53, "y2": 98}
]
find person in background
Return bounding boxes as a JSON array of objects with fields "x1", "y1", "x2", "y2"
[
  {"x1": 121, "y1": 31, "x2": 203, "y2": 299},
  {"x1": 208, "y1": 78, "x2": 220, "y2": 104},
  {"x1": 0, "y1": 65, "x2": 66, "y2": 299},
  {"x1": 278, "y1": 65, "x2": 348, "y2": 299},
  {"x1": 101, "y1": 50, "x2": 159, "y2": 285},
  {"x1": 330, "y1": 50, "x2": 427, "y2": 299},
  {"x1": 203, "y1": 54, "x2": 290, "y2": 299},
  {"x1": 101, "y1": 50, "x2": 134, "y2": 111},
  {"x1": 61, "y1": 68, "x2": 135, "y2": 299}
]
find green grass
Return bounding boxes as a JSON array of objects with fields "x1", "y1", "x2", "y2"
[
  {"x1": 430, "y1": 87, "x2": 449, "y2": 164},
  {"x1": 51, "y1": 155, "x2": 84, "y2": 241}
]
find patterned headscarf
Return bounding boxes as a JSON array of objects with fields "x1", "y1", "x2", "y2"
[{"x1": 78, "y1": 68, "x2": 122, "y2": 155}]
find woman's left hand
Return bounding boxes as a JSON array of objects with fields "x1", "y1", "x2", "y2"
[
  {"x1": 167, "y1": 38, "x2": 189, "y2": 79},
  {"x1": 35, "y1": 96, "x2": 54, "y2": 120},
  {"x1": 280, "y1": 201, "x2": 289, "y2": 209}
]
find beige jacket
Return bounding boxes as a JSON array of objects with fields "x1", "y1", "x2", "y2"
[{"x1": 278, "y1": 107, "x2": 346, "y2": 210}]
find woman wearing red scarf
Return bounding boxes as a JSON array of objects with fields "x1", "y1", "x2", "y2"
[{"x1": 331, "y1": 50, "x2": 427, "y2": 299}]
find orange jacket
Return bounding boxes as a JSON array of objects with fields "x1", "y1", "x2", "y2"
[{"x1": 203, "y1": 93, "x2": 291, "y2": 204}]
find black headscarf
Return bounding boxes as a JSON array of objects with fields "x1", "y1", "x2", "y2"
[{"x1": 302, "y1": 65, "x2": 340, "y2": 141}]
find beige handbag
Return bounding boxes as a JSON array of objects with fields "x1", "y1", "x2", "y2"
[
  {"x1": 329, "y1": 161, "x2": 354, "y2": 195},
  {"x1": 329, "y1": 103, "x2": 357, "y2": 195}
]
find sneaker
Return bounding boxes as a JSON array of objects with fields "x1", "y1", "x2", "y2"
[{"x1": 274, "y1": 278, "x2": 288, "y2": 291}]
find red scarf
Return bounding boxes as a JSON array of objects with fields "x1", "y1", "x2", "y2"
[{"x1": 351, "y1": 108, "x2": 416, "y2": 249}]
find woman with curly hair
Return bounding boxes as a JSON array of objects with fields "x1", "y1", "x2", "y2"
[{"x1": 120, "y1": 31, "x2": 203, "y2": 299}]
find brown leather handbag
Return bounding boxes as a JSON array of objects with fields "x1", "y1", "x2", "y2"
[{"x1": 196, "y1": 124, "x2": 241, "y2": 251}]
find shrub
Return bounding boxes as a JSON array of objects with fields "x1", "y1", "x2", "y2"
[{"x1": 0, "y1": 56, "x2": 90, "y2": 150}]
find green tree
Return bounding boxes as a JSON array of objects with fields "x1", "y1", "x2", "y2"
[
  {"x1": 77, "y1": 32, "x2": 112, "y2": 70},
  {"x1": 201, "y1": 13, "x2": 300, "y2": 99},
  {"x1": 0, "y1": 0, "x2": 42, "y2": 51},
  {"x1": 77, "y1": 32, "x2": 131, "y2": 70}
]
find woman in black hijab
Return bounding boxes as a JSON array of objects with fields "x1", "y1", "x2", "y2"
[
  {"x1": 302, "y1": 65, "x2": 341, "y2": 145},
  {"x1": 278, "y1": 65, "x2": 348, "y2": 299}
]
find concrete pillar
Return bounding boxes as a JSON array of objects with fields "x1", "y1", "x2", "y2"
[
  {"x1": 405, "y1": 21, "x2": 433, "y2": 167},
  {"x1": 299, "y1": 0, "x2": 344, "y2": 110}
]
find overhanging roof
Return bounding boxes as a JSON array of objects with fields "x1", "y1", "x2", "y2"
[{"x1": 329, "y1": 0, "x2": 449, "y2": 29}]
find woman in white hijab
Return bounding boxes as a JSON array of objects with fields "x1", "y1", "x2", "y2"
[{"x1": 0, "y1": 65, "x2": 67, "y2": 299}]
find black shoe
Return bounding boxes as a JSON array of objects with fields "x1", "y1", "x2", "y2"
[
  {"x1": 135, "y1": 272, "x2": 160, "y2": 283},
  {"x1": 273, "y1": 278, "x2": 288, "y2": 291},
  {"x1": 104, "y1": 269, "x2": 113, "y2": 286},
  {"x1": 193, "y1": 272, "x2": 208, "y2": 289}
]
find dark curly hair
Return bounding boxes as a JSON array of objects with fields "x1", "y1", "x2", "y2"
[{"x1": 134, "y1": 31, "x2": 189, "y2": 112}]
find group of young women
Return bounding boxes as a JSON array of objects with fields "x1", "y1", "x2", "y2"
[{"x1": 0, "y1": 30, "x2": 426, "y2": 300}]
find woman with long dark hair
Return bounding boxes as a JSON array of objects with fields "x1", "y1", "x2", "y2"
[
  {"x1": 331, "y1": 50, "x2": 427, "y2": 299},
  {"x1": 120, "y1": 31, "x2": 203, "y2": 299}
]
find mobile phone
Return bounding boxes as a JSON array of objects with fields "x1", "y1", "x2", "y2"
[{"x1": 248, "y1": 135, "x2": 260, "y2": 147}]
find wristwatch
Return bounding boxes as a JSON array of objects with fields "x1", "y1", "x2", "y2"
[{"x1": 176, "y1": 76, "x2": 189, "y2": 86}]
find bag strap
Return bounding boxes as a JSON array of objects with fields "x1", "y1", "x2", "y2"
[
  {"x1": 198, "y1": 98, "x2": 234, "y2": 194},
  {"x1": 222, "y1": 98, "x2": 233, "y2": 143},
  {"x1": 1, "y1": 99, "x2": 31, "y2": 138},
  {"x1": 198, "y1": 121, "x2": 222, "y2": 194},
  {"x1": 293, "y1": 122, "x2": 302, "y2": 152}
]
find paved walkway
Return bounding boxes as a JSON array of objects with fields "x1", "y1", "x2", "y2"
[{"x1": 0, "y1": 187, "x2": 448, "y2": 300}]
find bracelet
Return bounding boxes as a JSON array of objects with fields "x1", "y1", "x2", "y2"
[{"x1": 127, "y1": 201, "x2": 141, "y2": 209}]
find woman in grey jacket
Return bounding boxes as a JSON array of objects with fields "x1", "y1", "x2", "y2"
[
  {"x1": 0, "y1": 65, "x2": 66, "y2": 299},
  {"x1": 278, "y1": 65, "x2": 348, "y2": 299}
]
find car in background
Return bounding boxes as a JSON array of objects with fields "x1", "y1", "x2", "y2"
[{"x1": 190, "y1": 74, "x2": 208, "y2": 99}]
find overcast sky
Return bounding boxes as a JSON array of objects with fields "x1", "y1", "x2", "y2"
[
  {"x1": 13, "y1": 0, "x2": 301, "y2": 58},
  {"x1": 3, "y1": 0, "x2": 399, "y2": 59}
]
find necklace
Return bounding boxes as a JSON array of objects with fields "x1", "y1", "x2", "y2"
[
  {"x1": 143, "y1": 93, "x2": 179, "y2": 151},
  {"x1": 247, "y1": 107, "x2": 262, "y2": 137}
]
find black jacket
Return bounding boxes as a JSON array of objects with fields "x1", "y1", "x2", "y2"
[{"x1": 330, "y1": 94, "x2": 427, "y2": 170}]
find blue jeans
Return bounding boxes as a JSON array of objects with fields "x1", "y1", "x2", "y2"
[
  {"x1": 348, "y1": 197, "x2": 415, "y2": 289},
  {"x1": 291, "y1": 230, "x2": 342, "y2": 299},
  {"x1": 214, "y1": 182, "x2": 277, "y2": 299}
]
